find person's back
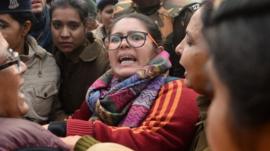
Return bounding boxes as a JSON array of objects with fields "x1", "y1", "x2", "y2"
[
  {"x1": 0, "y1": 118, "x2": 69, "y2": 150},
  {"x1": 203, "y1": 0, "x2": 270, "y2": 151}
]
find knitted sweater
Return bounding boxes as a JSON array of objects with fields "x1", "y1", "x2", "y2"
[{"x1": 68, "y1": 79, "x2": 199, "y2": 151}]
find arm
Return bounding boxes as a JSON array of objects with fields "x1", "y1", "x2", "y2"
[
  {"x1": 0, "y1": 118, "x2": 70, "y2": 150},
  {"x1": 71, "y1": 101, "x2": 93, "y2": 120},
  {"x1": 67, "y1": 80, "x2": 199, "y2": 151}
]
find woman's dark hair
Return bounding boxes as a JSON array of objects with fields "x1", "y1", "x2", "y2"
[
  {"x1": 6, "y1": 12, "x2": 33, "y2": 26},
  {"x1": 97, "y1": 0, "x2": 118, "y2": 11},
  {"x1": 50, "y1": 0, "x2": 89, "y2": 23},
  {"x1": 108, "y1": 13, "x2": 163, "y2": 47},
  {"x1": 203, "y1": 0, "x2": 270, "y2": 130}
]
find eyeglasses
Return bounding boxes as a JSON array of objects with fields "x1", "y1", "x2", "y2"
[
  {"x1": 106, "y1": 31, "x2": 158, "y2": 50},
  {"x1": 0, "y1": 48, "x2": 20, "y2": 71}
]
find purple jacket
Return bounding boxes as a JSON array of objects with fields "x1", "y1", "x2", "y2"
[{"x1": 0, "y1": 118, "x2": 70, "y2": 150}]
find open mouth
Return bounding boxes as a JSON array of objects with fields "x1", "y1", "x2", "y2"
[{"x1": 118, "y1": 55, "x2": 137, "y2": 65}]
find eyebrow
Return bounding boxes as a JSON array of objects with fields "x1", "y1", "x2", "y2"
[{"x1": 111, "y1": 30, "x2": 147, "y2": 35}]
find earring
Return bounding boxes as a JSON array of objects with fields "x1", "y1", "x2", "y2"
[{"x1": 158, "y1": 46, "x2": 164, "y2": 52}]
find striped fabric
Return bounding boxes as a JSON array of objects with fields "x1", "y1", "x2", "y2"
[{"x1": 68, "y1": 79, "x2": 199, "y2": 151}]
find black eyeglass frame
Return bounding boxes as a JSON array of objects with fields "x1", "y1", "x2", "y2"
[
  {"x1": 0, "y1": 48, "x2": 20, "y2": 71},
  {"x1": 106, "y1": 31, "x2": 159, "y2": 50}
]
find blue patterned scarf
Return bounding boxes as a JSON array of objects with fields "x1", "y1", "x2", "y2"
[{"x1": 86, "y1": 51, "x2": 171, "y2": 127}]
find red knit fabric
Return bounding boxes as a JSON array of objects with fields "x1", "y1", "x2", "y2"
[
  {"x1": 67, "y1": 119, "x2": 94, "y2": 136},
  {"x1": 68, "y1": 79, "x2": 199, "y2": 151}
]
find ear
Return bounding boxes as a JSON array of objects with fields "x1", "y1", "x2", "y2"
[{"x1": 21, "y1": 20, "x2": 32, "y2": 37}]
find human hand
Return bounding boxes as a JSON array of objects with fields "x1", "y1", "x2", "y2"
[
  {"x1": 88, "y1": 143, "x2": 134, "y2": 151},
  {"x1": 60, "y1": 135, "x2": 81, "y2": 149},
  {"x1": 42, "y1": 124, "x2": 49, "y2": 129}
]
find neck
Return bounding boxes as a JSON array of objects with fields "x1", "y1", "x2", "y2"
[
  {"x1": 16, "y1": 41, "x2": 27, "y2": 55},
  {"x1": 64, "y1": 40, "x2": 88, "y2": 61}
]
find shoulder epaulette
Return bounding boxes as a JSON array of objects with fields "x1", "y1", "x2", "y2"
[
  {"x1": 162, "y1": 0, "x2": 203, "y2": 17},
  {"x1": 113, "y1": 0, "x2": 133, "y2": 15}
]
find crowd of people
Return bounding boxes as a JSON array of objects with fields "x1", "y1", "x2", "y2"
[{"x1": 0, "y1": 0, "x2": 270, "y2": 150}]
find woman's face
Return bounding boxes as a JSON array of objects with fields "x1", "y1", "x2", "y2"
[
  {"x1": 0, "y1": 34, "x2": 28, "y2": 117},
  {"x1": 175, "y1": 9, "x2": 210, "y2": 95},
  {"x1": 51, "y1": 6, "x2": 86, "y2": 54},
  {"x1": 206, "y1": 59, "x2": 239, "y2": 151},
  {"x1": 99, "y1": 4, "x2": 114, "y2": 28},
  {"x1": 0, "y1": 14, "x2": 27, "y2": 53},
  {"x1": 108, "y1": 18, "x2": 159, "y2": 78}
]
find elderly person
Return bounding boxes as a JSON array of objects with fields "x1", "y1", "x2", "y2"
[
  {"x1": 0, "y1": 32, "x2": 69, "y2": 150},
  {"x1": 0, "y1": 0, "x2": 60, "y2": 124},
  {"x1": 51, "y1": 0, "x2": 109, "y2": 115},
  {"x1": 48, "y1": 13, "x2": 199, "y2": 151},
  {"x1": 203, "y1": 0, "x2": 270, "y2": 151}
]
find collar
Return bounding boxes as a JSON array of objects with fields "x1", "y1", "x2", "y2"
[
  {"x1": 20, "y1": 36, "x2": 47, "y2": 67},
  {"x1": 64, "y1": 39, "x2": 105, "y2": 63},
  {"x1": 23, "y1": 36, "x2": 47, "y2": 59}
]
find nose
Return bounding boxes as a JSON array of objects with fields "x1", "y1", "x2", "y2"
[
  {"x1": 60, "y1": 26, "x2": 71, "y2": 38},
  {"x1": 119, "y1": 37, "x2": 129, "y2": 49},
  {"x1": 175, "y1": 40, "x2": 184, "y2": 56}
]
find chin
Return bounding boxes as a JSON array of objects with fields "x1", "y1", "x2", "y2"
[
  {"x1": 18, "y1": 93, "x2": 29, "y2": 116},
  {"x1": 60, "y1": 48, "x2": 74, "y2": 54},
  {"x1": 114, "y1": 69, "x2": 137, "y2": 79},
  {"x1": 18, "y1": 101, "x2": 29, "y2": 116},
  {"x1": 184, "y1": 78, "x2": 192, "y2": 87}
]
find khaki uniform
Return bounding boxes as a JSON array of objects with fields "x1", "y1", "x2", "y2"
[
  {"x1": 114, "y1": 0, "x2": 202, "y2": 77},
  {"x1": 92, "y1": 25, "x2": 107, "y2": 42},
  {"x1": 189, "y1": 95, "x2": 210, "y2": 151},
  {"x1": 114, "y1": 0, "x2": 202, "y2": 40},
  {"x1": 22, "y1": 36, "x2": 60, "y2": 124}
]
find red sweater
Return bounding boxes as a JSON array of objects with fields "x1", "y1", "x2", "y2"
[{"x1": 67, "y1": 79, "x2": 199, "y2": 151}]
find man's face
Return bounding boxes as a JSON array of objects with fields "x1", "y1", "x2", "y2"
[
  {"x1": 31, "y1": 0, "x2": 47, "y2": 14},
  {"x1": 0, "y1": 33, "x2": 29, "y2": 118}
]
